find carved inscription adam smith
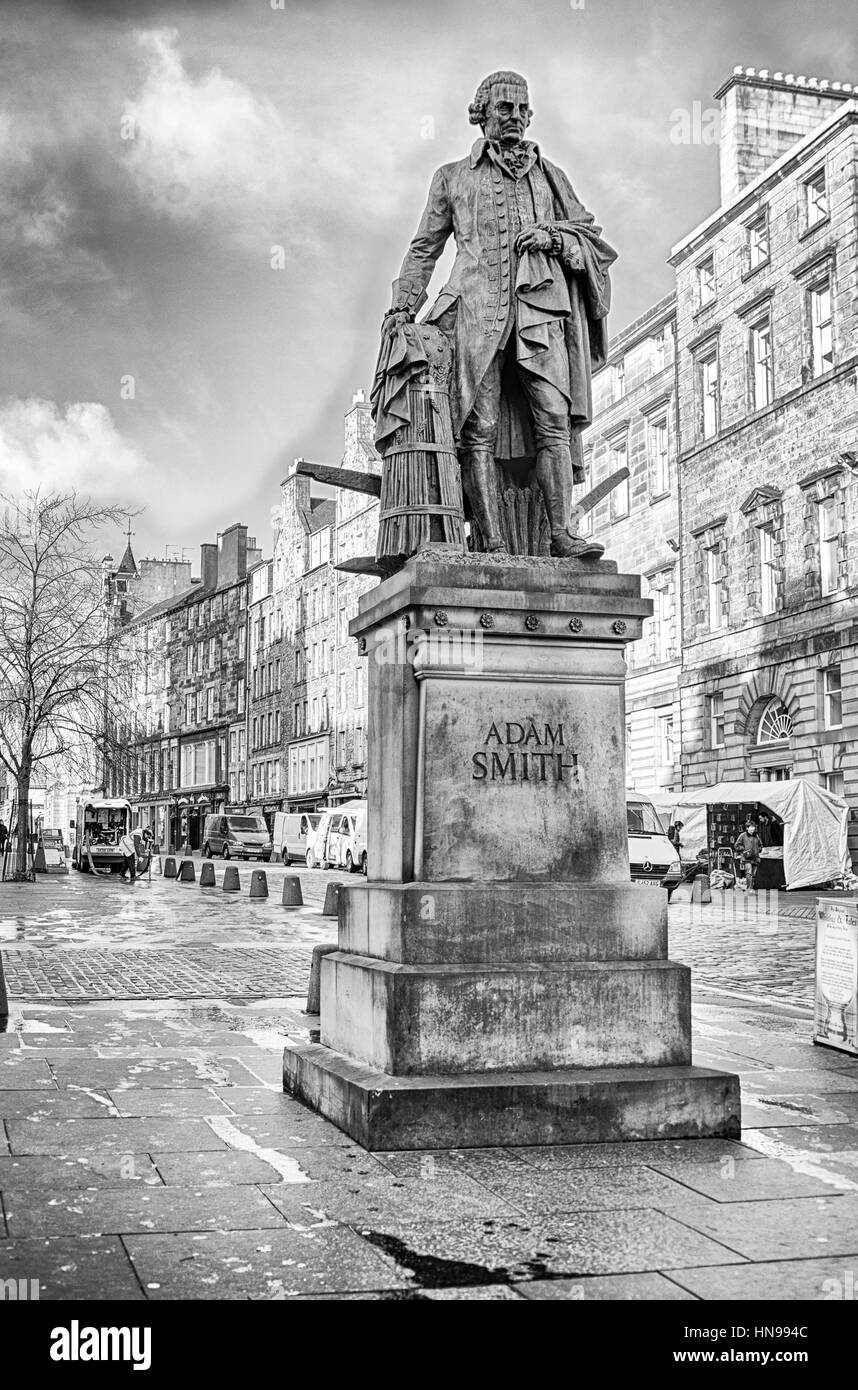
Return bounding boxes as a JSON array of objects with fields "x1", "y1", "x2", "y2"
[{"x1": 472, "y1": 721, "x2": 579, "y2": 783}]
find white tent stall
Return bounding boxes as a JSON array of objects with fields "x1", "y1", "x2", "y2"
[{"x1": 672, "y1": 780, "x2": 851, "y2": 892}]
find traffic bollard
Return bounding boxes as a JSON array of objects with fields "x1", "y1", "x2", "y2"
[
  {"x1": 305, "y1": 943, "x2": 338, "y2": 1014},
  {"x1": 200, "y1": 861, "x2": 216, "y2": 887},
  {"x1": 178, "y1": 859, "x2": 195, "y2": 883},
  {"x1": 163, "y1": 856, "x2": 177, "y2": 879},
  {"x1": 222, "y1": 865, "x2": 240, "y2": 892},
  {"x1": 250, "y1": 869, "x2": 268, "y2": 899},
  {"x1": 282, "y1": 875, "x2": 304, "y2": 907},
  {"x1": 322, "y1": 883, "x2": 340, "y2": 917}
]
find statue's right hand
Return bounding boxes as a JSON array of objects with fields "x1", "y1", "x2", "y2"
[{"x1": 381, "y1": 309, "x2": 412, "y2": 338}]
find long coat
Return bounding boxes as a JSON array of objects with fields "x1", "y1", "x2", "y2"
[{"x1": 390, "y1": 139, "x2": 617, "y2": 469}]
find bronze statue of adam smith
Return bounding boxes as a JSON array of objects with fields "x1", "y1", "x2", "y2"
[{"x1": 383, "y1": 70, "x2": 617, "y2": 559}]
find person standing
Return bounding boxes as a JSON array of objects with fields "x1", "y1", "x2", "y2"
[
  {"x1": 667, "y1": 820, "x2": 684, "y2": 854},
  {"x1": 118, "y1": 828, "x2": 137, "y2": 882},
  {"x1": 734, "y1": 820, "x2": 763, "y2": 892},
  {"x1": 757, "y1": 812, "x2": 773, "y2": 847}
]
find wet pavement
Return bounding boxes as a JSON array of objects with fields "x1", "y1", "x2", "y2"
[{"x1": 1, "y1": 868, "x2": 857, "y2": 1299}]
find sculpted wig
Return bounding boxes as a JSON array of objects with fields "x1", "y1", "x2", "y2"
[{"x1": 468, "y1": 70, "x2": 532, "y2": 128}]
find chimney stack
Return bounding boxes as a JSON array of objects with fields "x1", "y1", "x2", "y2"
[{"x1": 716, "y1": 67, "x2": 851, "y2": 205}]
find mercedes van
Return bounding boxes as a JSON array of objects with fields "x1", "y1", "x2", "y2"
[
  {"x1": 202, "y1": 812, "x2": 272, "y2": 862},
  {"x1": 626, "y1": 794, "x2": 682, "y2": 894}
]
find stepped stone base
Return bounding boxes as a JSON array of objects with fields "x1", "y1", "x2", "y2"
[{"x1": 282, "y1": 1040, "x2": 741, "y2": 1151}]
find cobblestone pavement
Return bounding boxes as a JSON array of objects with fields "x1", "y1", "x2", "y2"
[
  {"x1": 2, "y1": 871, "x2": 858, "y2": 1300},
  {"x1": 0, "y1": 860, "x2": 348, "y2": 1001},
  {"x1": 2, "y1": 948, "x2": 313, "y2": 1000},
  {"x1": 668, "y1": 888, "x2": 822, "y2": 1011}
]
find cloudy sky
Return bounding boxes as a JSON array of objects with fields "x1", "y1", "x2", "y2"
[{"x1": 1, "y1": 0, "x2": 856, "y2": 562}]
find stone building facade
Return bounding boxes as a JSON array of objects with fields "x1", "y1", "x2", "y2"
[
  {"x1": 583, "y1": 294, "x2": 681, "y2": 793},
  {"x1": 669, "y1": 69, "x2": 858, "y2": 848},
  {"x1": 114, "y1": 523, "x2": 258, "y2": 851},
  {"x1": 246, "y1": 557, "x2": 284, "y2": 826},
  {"x1": 274, "y1": 391, "x2": 379, "y2": 811}
]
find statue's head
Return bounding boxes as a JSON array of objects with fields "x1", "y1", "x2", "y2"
[{"x1": 469, "y1": 70, "x2": 532, "y2": 145}]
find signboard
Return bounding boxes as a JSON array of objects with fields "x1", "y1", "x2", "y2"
[{"x1": 814, "y1": 898, "x2": 858, "y2": 1055}]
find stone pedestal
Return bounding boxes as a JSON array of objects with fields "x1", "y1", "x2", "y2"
[{"x1": 283, "y1": 552, "x2": 740, "y2": 1149}]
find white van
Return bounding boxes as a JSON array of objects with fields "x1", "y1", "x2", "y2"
[
  {"x1": 626, "y1": 794, "x2": 682, "y2": 894},
  {"x1": 307, "y1": 800, "x2": 366, "y2": 870},
  {"x1": 305, "y1": 809, "x2": 334, "y2": 869},
  {"x1": 325, "y1": 805, "x2": 368, "y2": 874},
  {"x1": 273, "y1": 812, "x2": 322, "y2": 866}
]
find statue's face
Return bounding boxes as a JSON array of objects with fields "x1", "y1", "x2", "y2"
[{"x1": 484, "y1": 82, "x2": 530, "y2": 145}]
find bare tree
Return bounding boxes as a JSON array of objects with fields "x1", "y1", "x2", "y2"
[{"x1": 0, "y1": 490, "x2": 133, "y2": 880}]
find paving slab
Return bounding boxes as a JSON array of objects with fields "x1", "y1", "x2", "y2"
[
  {"x1": 151, "y1": 1151, "x2": 287, "y2": 1186},
  {"x1": 668, "y1": 1254, "x2": 858, "y2": 1301},
  {"x1": 0, "y1": 1090, "x2": 117, "y2": 1120},
  {"x1": 739, "y1": 1094, "x2": 858, "y2": 1128},
  {"x1": 390, "y1": 1160, "x2": 705, "y2": 1214},
  {"x1": 262, "y1": 1171, "x2": 523, "y2": 1223},
  {"x1": 343, "y1": 1210, "x2": 747, "y2": 1283},
  {"x1": 0, "y1": 1060, "x2": 56, "y2": 1089},
  {"x1": 2, "y1": 1184, "x2": 286, "y2": 1236},
  {"x1": 0, "y1": 1154, "x2": 162, "y2": 1187},
  {"x1": 123, "y1": 1226, "x2": 410, "y2": 1299},
  {"x1": 213, "y1": 1086, "x2": 296, "y2": 1115},
  {"x1": 513, "y1": 1138, "x2": 768, "y2": 1169},
  {"x1": 648, "y1": 1156, "x2": 853, "y2": 1202},
  {"x1": 669, "y1": 1194, "x2": 858, "y2": 1262},
  {"x1": 223, "y1": 1112, "x2": 365, "y2": 1150},
  {"x1": 7, "y1": 1117, "x2": 228, "y2": 1155},
  {"x1": 51, "y1": 1056, "x2": 262, "y2": 1090},
  {"x1": 0, "y1": 1235, "x2": 145, "y2": 1300},
  {"x1": 107, "y1": 1088, "x2": 234, "y2": 1118},
  {"x1": 741, "y1": 1069, "x2": 858, "y2": 1095},
  {"x1": 742, "y1": 1123, "x2": 858, "y2": 1155},
  {"x1": 518, "y1": 1272, "x2": 698, "y2": 1300}
]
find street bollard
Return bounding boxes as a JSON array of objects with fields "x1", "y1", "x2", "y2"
[
  {"x1": 282, "y1": 875, "x2": 304, "y2": 907},
  {"x1": 250, "y1": 869, "x2": 268, "y2": 899},
  {"x1": 322, "y1": 882, "x2": 340, "y2": 917},
  {"x1": 691, "y1": 873, "x2": 712, "y2": 905},
  {"x1": 305, "y1": 943, "x2": 338, "y2": 1014},
  {"x1": 163, "y1": 856, "x2": 177, "y2": 879},
  {"x1": 178, "y1": 860, "x2": 196, "y2": 883},
  {"x1": 222, "y1": 865, "x2": 240, "y2": 892},
  {"x1": 199, "y1": 861, "x2": 216, "y2": 887}
]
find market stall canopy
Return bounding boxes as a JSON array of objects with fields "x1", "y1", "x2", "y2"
[{"x1": 673, "y1": 780, "x2": 850, "y2": 891}]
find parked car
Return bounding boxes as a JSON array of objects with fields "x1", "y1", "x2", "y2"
[
  {"x1": 202, "y1": 812, "x2": 272, "y2": 862},
  {"x1": 273, "y1": 812, "x2": 321, "y2": 866},
  {"x1": 324, "y1": 806, "x2": 368, "y2": 874},
  {"x1": 626, "y1": 794, "x2": 682, "y2": 896}
]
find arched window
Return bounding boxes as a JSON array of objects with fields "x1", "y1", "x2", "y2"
[{"x1": 756, "y1": 699, "x2": 793, "y2": 744}]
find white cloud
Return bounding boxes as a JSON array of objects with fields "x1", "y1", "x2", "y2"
[
  {"x1": 0, "y1": 399, "x2": 146, "y2": 498},
  {"x1": 122, "y1": 28, "x2": 290, "y2": 235}
]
